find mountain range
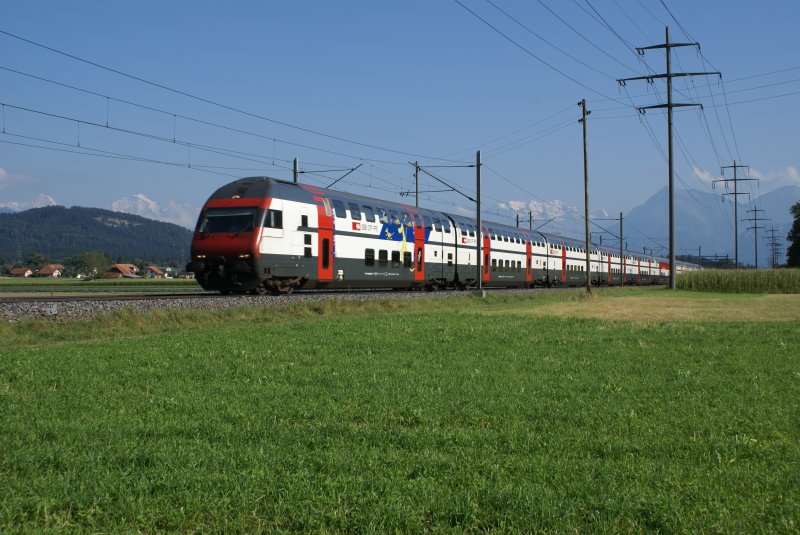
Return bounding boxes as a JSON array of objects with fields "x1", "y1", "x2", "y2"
[
  {"x1": 0, "y1": 206, "x2": 193, "y2": 264},
  {"x1": 0, "y1": 185, "x2": 797, "y2": 267},
  {"x1": 625, "y1": 185, "x2": 799, "y2": 267}
]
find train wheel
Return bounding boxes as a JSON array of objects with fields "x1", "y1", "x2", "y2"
[{"x1": 251, "y1": 285, "x2": 268, "y2": 296}]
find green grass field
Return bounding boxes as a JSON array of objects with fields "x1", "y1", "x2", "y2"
[{"x1": 2, "y1": 289, "x2": 799, "y2": 532}]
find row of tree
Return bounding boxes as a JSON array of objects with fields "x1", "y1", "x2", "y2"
[{"x1": 788, "y1": 201, "x2": 800, "y2": 267}]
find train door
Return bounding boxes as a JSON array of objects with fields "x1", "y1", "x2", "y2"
[
  {"x1": 317, "y1": 198, "x2": 334, "y2": 282},
  {"x1": 525, "y1": 241, "x2": 532, "y2": 285},
  {"x1": 414, "y1": 215, "x2": 425, "y2": 283},
  {"x1": 482, "y1": 230, "x2": 490, "y2": 285}
]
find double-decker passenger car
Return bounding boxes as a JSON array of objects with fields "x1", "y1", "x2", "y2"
[{"x1": 187, "y1": 177, "x2": 699, "y2": 294}]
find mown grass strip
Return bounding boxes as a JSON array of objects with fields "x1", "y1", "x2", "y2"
[
  {"x1": 1, "y1": 290, "x2": 799, "y2": 532},
  {"x1": 677, "y1": 268, "x2": 800, "y2": 293}
]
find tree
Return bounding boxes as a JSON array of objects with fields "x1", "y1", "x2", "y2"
[
  {"x1": 25, "y1": 251, "x2": 47, "y2": 269},
  {"x1": 788, "y1": 201, "x2": 800, "y2": 267},
  {"x1": 78, "y1": 251, "x2": 111, "y2": 277}
]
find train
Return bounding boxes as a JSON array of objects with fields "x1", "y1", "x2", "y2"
[{"x1": 186, "y1": 176, "x2": 699, "y2": 294}]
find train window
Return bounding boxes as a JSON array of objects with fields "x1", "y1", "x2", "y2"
[
  {"x1": 391, "y1": 250, "x2": 401, "y2": 267},
  {"x1": 491, "y1": 258, "x2": 497, "y2": 271},
  {"x1": 416, "y1": 248, "x2": 423, "y2": 270},
  {"x1": 348, "y1": 203, "x2": 362, "y2": 221},
  {"x1": 432, "y1": 218, "x2": 441, "y2": 231},
  {"x1": 389, "y1": 211, "x2": 401, "y2": 226},
  {"x1": 199, "y1": 207, "x2": 258, "y2": 233},
  {"x1": 362, "y1": 205, "x2": 375, "y2": 222},
  {"x1": 304, "y1": 247, "x2": 312, "y2": 258},
  {"x1": 468, "y1": 224, "x2": 476, "y2": 237},
  {"x1": 264, "y1": 209, "x2": 283, "y2": 229},
  {"x1": 378, "y1": 250, "x2": 388, "y2": 266},
  {"x1": 304, "y1": 234, "x2": 311, "y2": 245},
  {"x1": 404, "y1": 252, "x2": 412, "y2": 268},
  {"x1": 443, "y1": 222, "x2": 451, "y2": 234},
  {"x1": 423, "y1": 216, "x2": 433, "y2": 230},
  {"x1": 447, "y1": 252, "x2": 453, "y2": 266},
  {"x1": 402, "y1": 212, "x2": 413, "y2": 227},
  {"x1": 365, "y1": 249, "x2": 375, "y2": 266},
  {"x1": 517, "y1": 260, "x2": 522, "y2": 271},
  {"x1": 332, "y1": 199, "x2": 346, "y2": 218},
  {"x1": 301, "y1": 215, "x2": 309, "y2": 227},
  {"x1": 377, "y1": 208, "x2": 389, "y2": 224}
]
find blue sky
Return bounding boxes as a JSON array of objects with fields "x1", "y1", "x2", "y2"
[{"x1": 1, "y1": 1, "x2": 798, "y2": 240}]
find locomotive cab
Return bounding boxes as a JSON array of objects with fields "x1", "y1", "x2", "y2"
[{"x1": 188, "y1": 205, "x2": 263, "y2": 293}]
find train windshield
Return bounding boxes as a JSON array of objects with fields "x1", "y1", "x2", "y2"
[{"x1": 198, "y1": 207, "x2": 258, "y2": 233}]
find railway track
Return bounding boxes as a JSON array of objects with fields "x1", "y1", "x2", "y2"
[
  {"x1": 0, "y1": 292, "x2": 220, "y2": 304},
  {"x1": 0, "y1": 287, "x2": 568, "y2": 321}
]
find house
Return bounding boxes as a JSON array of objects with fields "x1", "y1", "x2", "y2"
[
  {"x1": 37, "y1": 264, "x2": 65, "y2": 277},
  {"x1": 9, "y1": 267, "x2": 33, "y2": 277},
  {"x1": 144, "y1": 265, "x2": 165, "y2": 278},
  {"x1": 103, "y1": 263, "x2": 141, "y2": 278}
]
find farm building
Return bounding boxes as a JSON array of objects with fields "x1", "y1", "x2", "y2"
[
  {"x1": 37, "y1": 264, "x2": 65, "y2": 277},
  {"x1": 9, "y1": 267, "x2": 33, "y2": 277},
  {"x1": 103, "y1": 264, "x2": 140, "y2": 278}
]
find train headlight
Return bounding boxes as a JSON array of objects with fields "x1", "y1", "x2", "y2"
[
  {"x1": 238, "y1": 253, "x2": 251, "y2": 259},
  {"x1": 195, "y1": 254, "x2": 206, "y2": 260}
]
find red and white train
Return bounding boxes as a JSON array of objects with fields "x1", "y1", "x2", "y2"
[{"x1": 187, "y1": 177, "x2": 698, "y2": 294}]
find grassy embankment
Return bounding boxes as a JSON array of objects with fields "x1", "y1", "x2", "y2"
[
  {"x1": 677, "y1": 268, "x2": 800, "y2": 293},
  {"x1": 1, "y1": 288, "x2": 799, "y2": 532}
]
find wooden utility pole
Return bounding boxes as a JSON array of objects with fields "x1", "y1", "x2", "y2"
[
  {"x1": 579, "y1": 99, "x2": 591, "y2": 293},
  {"x1": 743, "y1": 206, "x2": 768, "y2": 268},
  {"x1": 293, "y1": 158, "x2": 299, "y2": 183},
  {"x1": 476, "y1": 150, "x2": 482, "y2": 291},
  {"x1": 618, "y1": 26, "x2": 719, "y2": 289},
  {"x1": 619, "y1": 212, "x2": 624, "y2": 286},
  {"x1": 713, "y1": 161, "x2": 756, "y2": 269},
  {"x1": 414, "y1": 161, "x2": 419, "y2": 208}
]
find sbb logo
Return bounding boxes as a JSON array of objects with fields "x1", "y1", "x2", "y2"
[{"x1": 352, "y1": 222, "x2": 361, "y2": 231}]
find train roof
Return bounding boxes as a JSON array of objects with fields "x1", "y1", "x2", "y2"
[{"x1": 208, "y1": 177, "x2": 695, "y2": 267}]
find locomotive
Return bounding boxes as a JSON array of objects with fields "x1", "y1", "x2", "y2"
[{"x1": 187, "y1": 176, "x2": 697, "y2": 294}]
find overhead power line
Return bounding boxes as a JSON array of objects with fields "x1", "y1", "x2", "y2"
[
  {"x1": 533, "y1": 0, "x2": 643, "y2": 75},
  {"x1": 0, "y1": 64, "x2": 420, "y2": 166},
  {"x1": 0, "y1": 28, "x2": 463, "y2": 164},
  {"x1": 484, "y1": 0, "x2": 616, "y2": 80},
  {"x1": 450, "y1": 0, "x2": 633, "y2": 106}
]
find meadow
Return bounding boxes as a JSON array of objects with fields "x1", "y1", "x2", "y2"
[{"x1": 1, "y1": 289, "x2": 799, "y2": 532}]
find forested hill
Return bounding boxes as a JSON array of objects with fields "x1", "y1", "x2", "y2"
[{"x1": 0, "y1": 206, "x2": 193, "y2": 263}]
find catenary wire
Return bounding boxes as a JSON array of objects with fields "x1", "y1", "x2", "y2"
[{"x1": 0, "y1": 29, "x2": 468, "y2": 164}]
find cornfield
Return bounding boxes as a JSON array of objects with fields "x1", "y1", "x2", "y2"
[{"x1": 677, "y1": 268, "x2": 800, "y2": 293}]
